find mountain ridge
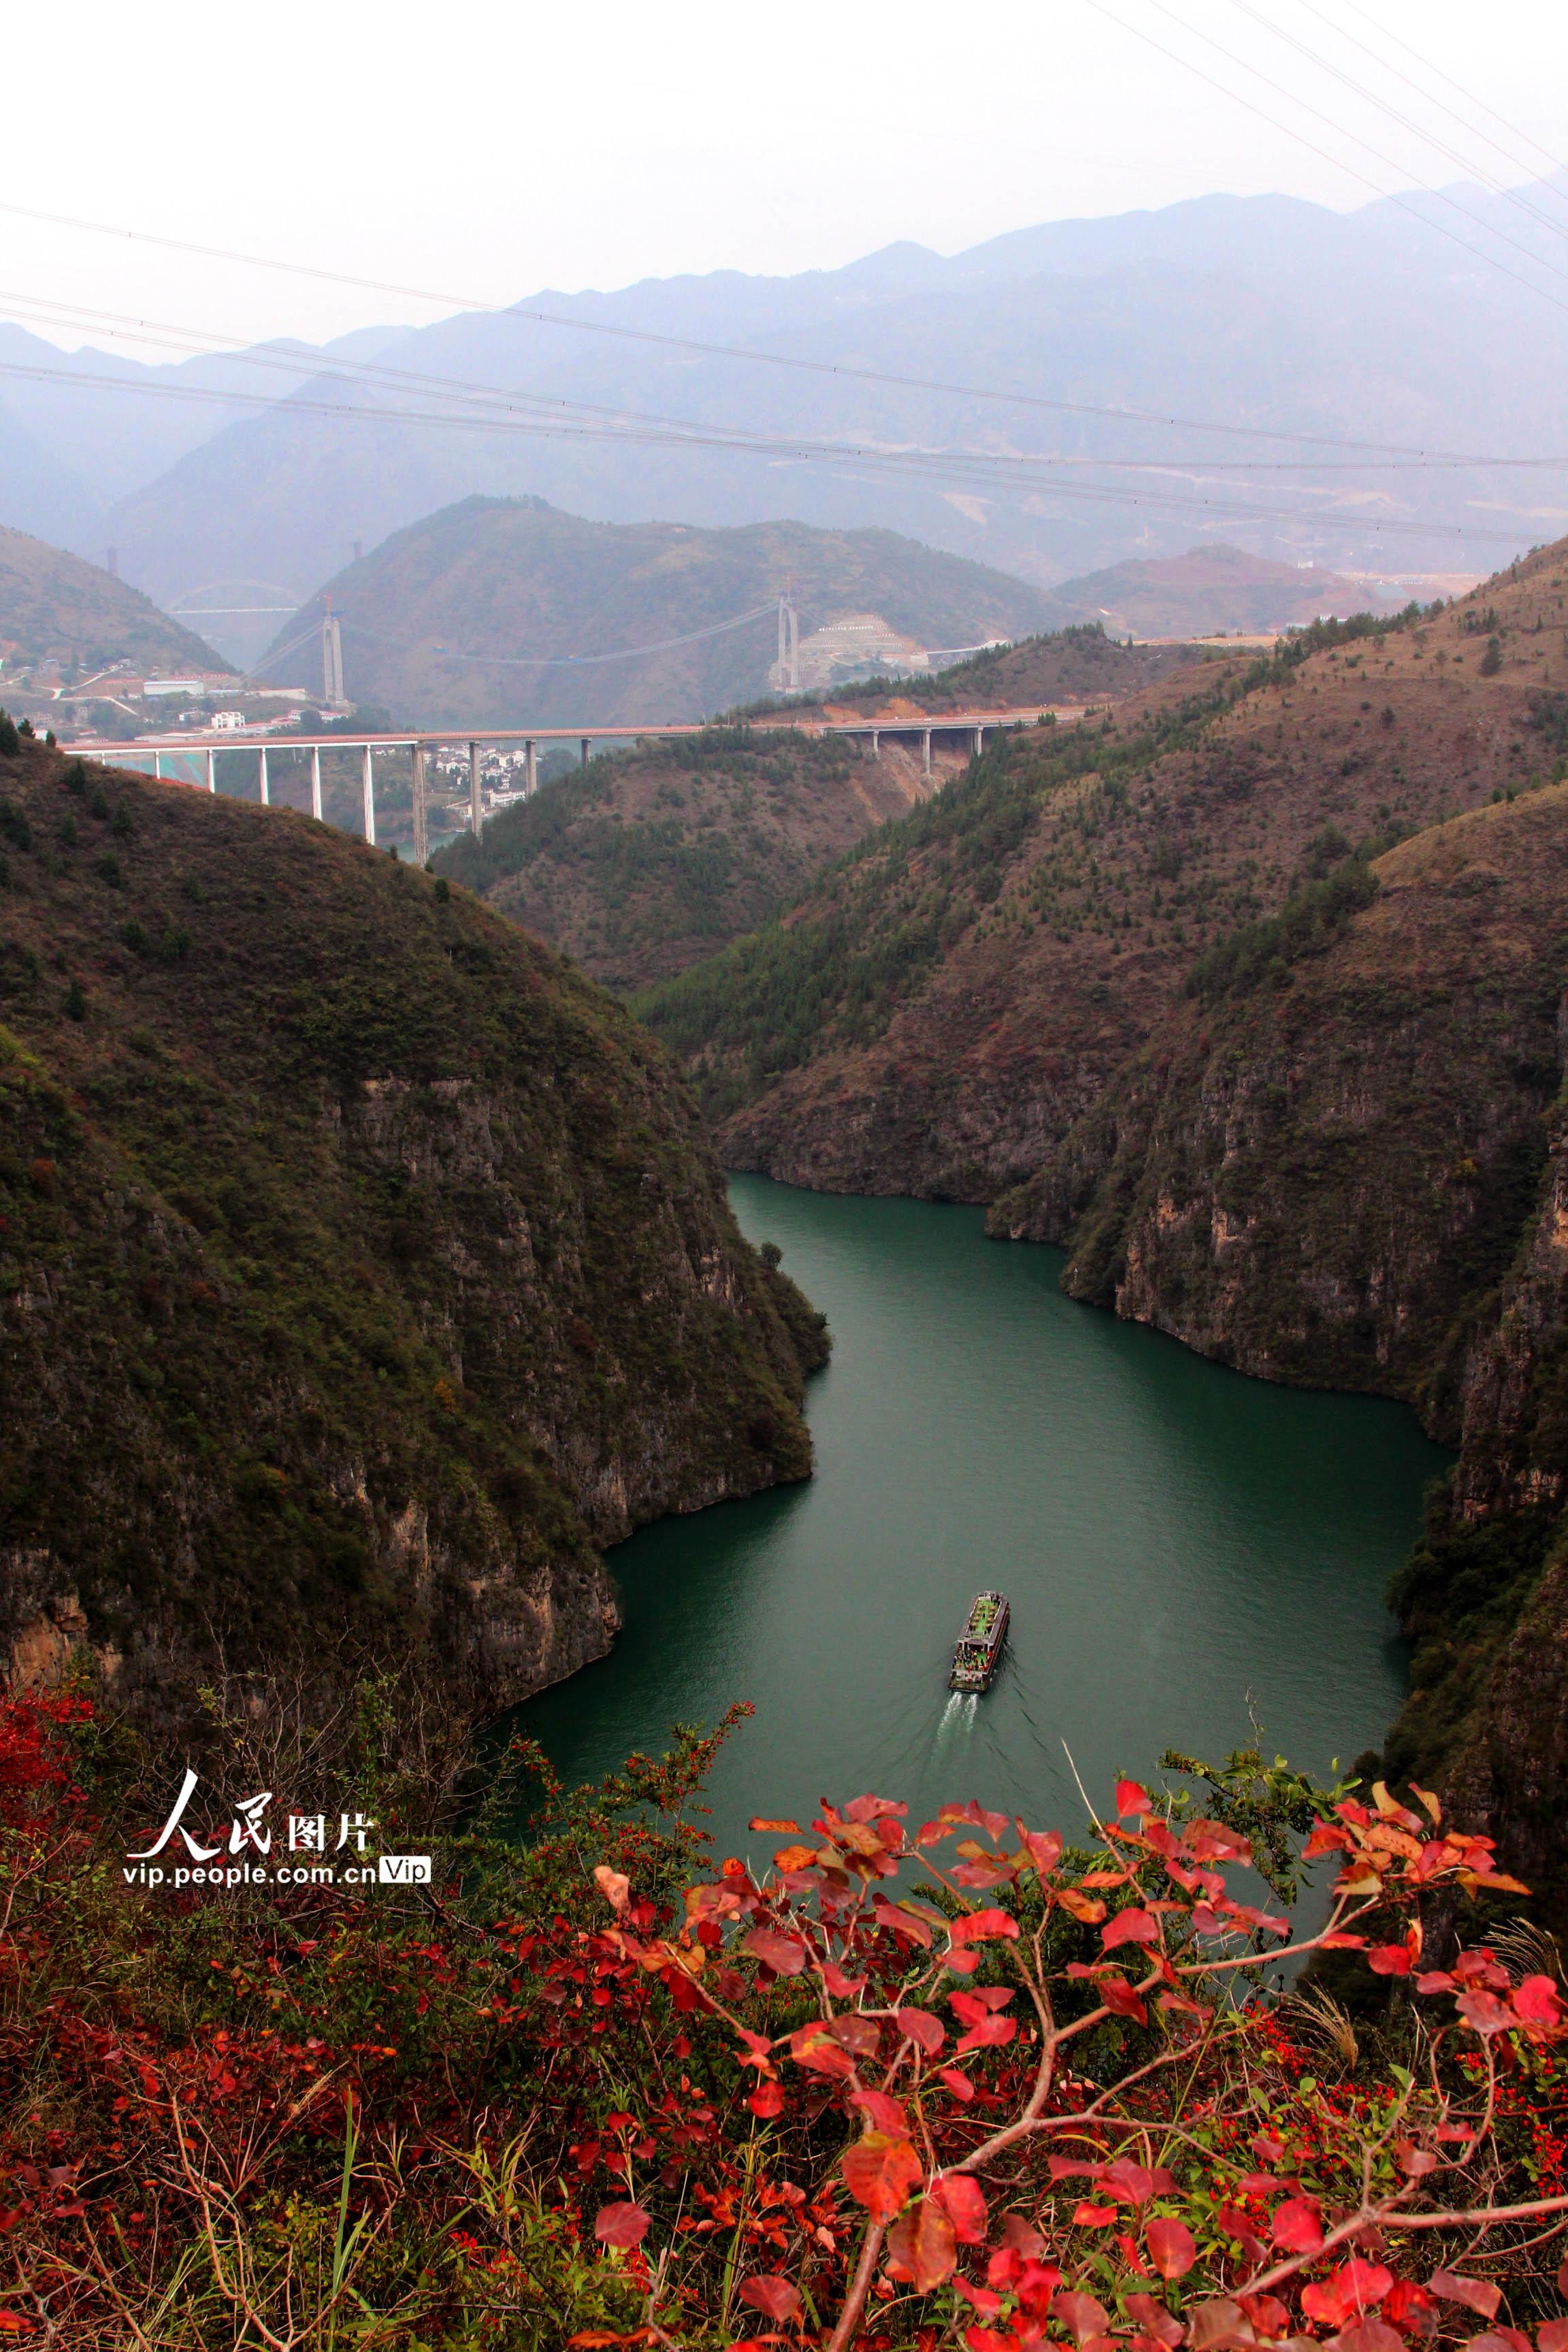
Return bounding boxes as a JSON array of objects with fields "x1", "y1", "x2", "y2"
[
  {"x1": 48, "y1": 177, "x2": 1565, "y2": 662},
  {"x1": 0, "y1": 523, "x2": 228, "y2": 681},
  {"x1": 638, "y1": 544, "x2": 1568, "y2": 1192}
]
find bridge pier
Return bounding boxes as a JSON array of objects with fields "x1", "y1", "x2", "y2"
[
  {"x1": 469, "y1": 741, "x2": 482, "y2": 838},
  {"x1": 310, "y1": 746, "x2": 323, "y2": 821},
  {"x1": 973, "y1": 725, "x2": 983, "y2": 757},
  {"x1": 361, "y1": 744, "x2": 376, "y2": 845},
  {"x1": 206, "y1": 749, "x2": 216, "y2": 794},
  {"x1": 152, "y1": 751, "x2": 162, "y2": 782},
  {"x1": 923, "y1": 729, "x2": 932, "y2": 776},
  {"x1": 581, "y1": 737, "x2": 590, "y2": 768},
  {"x1": 259, "y1": 746, "x2": 270, "y2": 806},
  {"x1": 870, "y1": 728, "x2": 880, "y2": 761},
  {"x1": 525, "y1": 739, "x2": 538, "y2": 796},
  {"x1": 412, "y1": 745, "x2": 429, "y2": 866}
]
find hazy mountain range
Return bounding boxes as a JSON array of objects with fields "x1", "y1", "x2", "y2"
[{"x1": 4, "y1": 176, "x2": 1564, "y2": 665}]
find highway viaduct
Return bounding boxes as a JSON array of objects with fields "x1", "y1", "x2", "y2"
[{"x1": 61, "y1": 706, "x2": 1082, "y2": 862}]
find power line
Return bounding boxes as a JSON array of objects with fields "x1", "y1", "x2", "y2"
[
  {"x1": 1333, "y1": 0, "x2": 1568, "y2": 185},
  {"x1": 1081, "y1": 0, "x2": 1568, "y2": 321},
  {"x1": 0, "y1": 341, "x2": 1561, "y2": 510},
  {"x1": 1142, "y1": 0, "x2": 1568, "y2": 295},
  {"x1": 1229, "y1": 0, "x2": 1568, "y2": 253},
  {"x1": 0, "y1": 184, "x2": 1559, "y2": 463},
  {"x1": 1296, "y1": 0, "x2": 1568, "y2": 216},
  {"x1": 0, "y1": 196, "x2": 1554, "y2": 570},
  {"x1": 1, "y1": 350, "x2": 1530, "y2": 544},
  {"x1": 1, "y1": 273, "x2": 1486, "y2": 465}
]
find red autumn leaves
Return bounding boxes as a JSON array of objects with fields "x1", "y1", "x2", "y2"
[
  {"x1": 840, "y1": 2130, "x2": 924, "y2": 2221},
  {"x1": 592, "y1": 2200, "x2": 651, "y2": 2250},
  {"x1": 584, "y1": 1772, "x2": 1568, "y2": 2351},
  {"x1": 885, "y1": 2173, "x2": 990, "y2": 2292}
]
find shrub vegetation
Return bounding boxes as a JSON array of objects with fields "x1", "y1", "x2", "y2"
[{"x1": 5, "y1": 1686, "x2": 1566, "y2": 2349}]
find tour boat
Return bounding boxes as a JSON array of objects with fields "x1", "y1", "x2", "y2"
[{"x1": 949, "y1": 1590, "x2": 1010, "y2": 1692}]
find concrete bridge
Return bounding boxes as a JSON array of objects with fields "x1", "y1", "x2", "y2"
[{"x1": 63, "y1": 706, "x2": 1080, "y2": 861}]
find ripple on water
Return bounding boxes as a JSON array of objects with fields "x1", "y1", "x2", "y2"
[{"x1": 512, "y1": 1178, "x2": 1449, "y2": 1869}]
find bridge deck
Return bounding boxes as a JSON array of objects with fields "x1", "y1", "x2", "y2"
[{"x1": 62, "y1": 706, "x2": 1080, "y2": 760}]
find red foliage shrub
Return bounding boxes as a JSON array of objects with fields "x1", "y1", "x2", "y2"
[{"x1": 1, "y1": 1696, "x2": 1565, "y2": 2350}]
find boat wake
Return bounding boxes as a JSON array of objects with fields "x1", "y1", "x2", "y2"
[{"x1": 935, "y1": 1690, "x2": 977, "y2": 1746}]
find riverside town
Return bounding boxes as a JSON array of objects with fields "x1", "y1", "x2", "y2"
[{"x1": 5, "y1": 5, "x2": 1568, "y2": 2345}]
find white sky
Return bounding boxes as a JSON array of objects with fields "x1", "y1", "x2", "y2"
[{"x1": 4, "y1": 0, "x2": 1567, "y2": 356}]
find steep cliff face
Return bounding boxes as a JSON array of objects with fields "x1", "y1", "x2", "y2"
[
  {"x1": 998, "y1": 795, "x2": 1568, "y2": 1423},
  {"x1": 998, "y1": 786, "x2": 1568, "y2": 1919},
  {"x1": 0, "y1": 741, "x2": 826, "y2": 1727},
  {"x1": 1388, "y1": 1102, "x2": 1568, "y2": 1925}
]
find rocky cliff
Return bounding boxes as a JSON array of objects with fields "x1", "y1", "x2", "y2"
[
  {"x1": 0, "y1": 738, "x2": 826, "y2": 1729},
  {"x1": 992, "y1": 787, "x2": 1568, "y2": 1923},
  {"x1": 998, "y1": 795, "x2": 1568, "y2": 1410}
]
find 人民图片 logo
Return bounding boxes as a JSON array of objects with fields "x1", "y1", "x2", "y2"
[{"x1": 122, "y1": 1768, "x2": 415, "y2": 1893}]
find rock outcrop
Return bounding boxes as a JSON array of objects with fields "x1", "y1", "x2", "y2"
[
  {"x1": 0, "y1": 739, "x2": 826, "y2": 1729},
  {"x1": 997, "y1": 786, "x2": 1568, "y2": 1921}
]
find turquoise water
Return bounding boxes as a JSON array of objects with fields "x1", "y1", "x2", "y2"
[{"x1": 514, "y1": 1179, "x2": 1449, "y2": 1865}]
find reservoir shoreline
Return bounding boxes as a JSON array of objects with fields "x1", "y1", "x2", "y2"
[{"x1": 514, "y1": 1177, "x2": 1450, "y2": 1861}]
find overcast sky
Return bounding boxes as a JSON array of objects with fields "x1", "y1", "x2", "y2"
[{"x1": 5, "y1": 0, "x2": 1567, "y2": 357}]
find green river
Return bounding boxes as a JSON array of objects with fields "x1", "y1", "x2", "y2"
[{"x1": 517, "y1": 1178, "x2": 1450, "y2": 1861}]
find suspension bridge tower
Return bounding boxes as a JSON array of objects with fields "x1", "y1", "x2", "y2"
[
  {"x1": 322, "y1": 608, "x2": 346, "y2": 710},
  {"x1": 776, "y1": 583, "x2": 800, "y2": 695}
]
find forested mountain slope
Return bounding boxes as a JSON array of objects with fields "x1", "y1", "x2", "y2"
[
  {"x1": 1000, "y1": 787, "x2": 1568, "y2": 1923},
  {"x1": 0, "y1": 738, "x2": 825, "y2": 1729},
  {"x1": 434, "y1": 725, "x2": 958, "y2": 990},
  {"x1": 638, "y1": 545, "x2": 1568, "y2": 1202},
  {"x1": 259, "y1": 499, "x2": 1058, "y2": 727}
]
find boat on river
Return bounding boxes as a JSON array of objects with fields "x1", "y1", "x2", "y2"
[{"x1": 950, "y1": 1590, "x2": 1009, "y2": 1691}]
